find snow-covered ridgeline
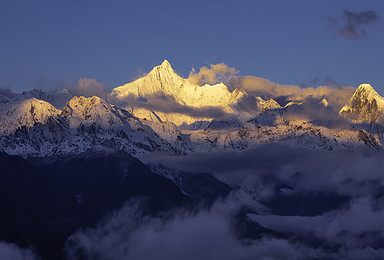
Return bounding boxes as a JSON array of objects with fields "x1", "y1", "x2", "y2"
[{"x1": 1, "y1": 60, "x2": 384, "y2": 157}]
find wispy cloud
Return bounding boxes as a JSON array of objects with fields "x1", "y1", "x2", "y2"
[
  {"x1": 112, "y1": 94, "x2": 229, "y2": 119},
  {"x1": 66, "y1": 199, "x2": 306, "y2": 260},
  {"x1": 187, "y1": 63, "x2": 355, "y2": 111},
  {"x1": 188, "y1": 63, "x2": 238, "y2": 86},
  {"x1": 73, "y1": 78, "x2": 107, "y2": 98},
  {"x1": 327, "y1": 9, "x2": 379, "y2": 39},
  {"x1": 229, "y1": 76, "x2": 355, "y2": 110}
]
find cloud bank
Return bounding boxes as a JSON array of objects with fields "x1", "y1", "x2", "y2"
[
  {"x1": 112, "y1": 93, "x2": 229, "y2": 119},
  {"x1": 140, "y1": 144, "x2": 384, "y2": 196},
  {"x1": 66, "y1": 199, "x2": 307, "y2": 260},
  {"x1": 253, "y1": 196, "x2": 384, "y2": 259},
  {"x1": 186, "y1": 62, "x2": 355, "y2": 111},
  {"x1": 229, "y1": 76, "x2": 355, "y2": 110},
  {"x1": 137, "y1": 144, "x2": 384, "y2": 259}
]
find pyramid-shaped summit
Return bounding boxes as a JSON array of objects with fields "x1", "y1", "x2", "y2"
[
  {"x1": 351, "y1": 84, "x2": 379, "y2": 101},
  {"x1": 110, "y1": 59, "x2": 244, "y2": 125},
  {"x1": 147, "y1": 59, "x2": 178, "y2": 81},
  {"x1": 112, "y1": 60, "x2": 244, "y2": 108},
  {"x1": 158, "y1": 59, "x2": 172, "y2": 69},
  {"x1": 112, "y1": 59, "x2": 187, "y2": 98},
  {"x1": 340, "y1": 83, "x2": 384, "y2": 124}
]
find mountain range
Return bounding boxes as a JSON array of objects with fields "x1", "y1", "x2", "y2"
[
  {"x1": 1, "y1": 60, "x2": 384, "y2": 259},
  {"x1": 0, "y1": 60, "x2": 383, "y2": 157}
]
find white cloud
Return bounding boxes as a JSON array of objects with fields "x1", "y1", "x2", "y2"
[
  {"x1": 188, "y1": 63, "x2": 238, "y2": 86},
  {"x1": 230, "y1": 76, "x2": 355, "y2": 110},
  {"x1": 73, "y1": 78, "x2": 106, "y2": 98}
]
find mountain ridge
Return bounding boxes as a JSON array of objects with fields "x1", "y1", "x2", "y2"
[{"x1": 1, "y1": 62, "x2": 384, "y2": 156}]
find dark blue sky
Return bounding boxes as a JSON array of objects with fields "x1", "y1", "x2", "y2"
[{"x1": 1, "y1": 0, "x2": 383, "y2": 93}]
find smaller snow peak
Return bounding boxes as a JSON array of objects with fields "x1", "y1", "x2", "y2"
[
  {"x1": 63, "y1": 96, "x2": 105, "y2": 115},
  {"x1": 258, "y1": 98, "x2": 281, "y2": 111},
  {"x1": 256, "y1": 97, "x2": 265, "y2": 103},
  {"x1": 321, "y1": 98, "x2": 328, "y2": 107},
  {"x1": 353, "y1": 84, "x2": 379, "y2": 99},
  {"x1": 357, "y1": 83, "x2": 375, "y2": 92},
  {"x1": 339, "y1": 83, "x2": 384, "y2": 124},
  {"x1": 61, "y1": 95, "x2": 122, "y2": 129},
  {"x1": 60, "y1": 88, "x2": 71, "y2": 95},
  {"x1": 265, "y1": 98, "x2": 281, "y2": 109},
  {"x1": 0, "y1": 97, "x2": 61, "y2": 134},
  {"x1": 351, "y1": 84, "x2": 383, "y2": 105},
  {"x1": 69, "y1": 95, "x2": 103, "y2": 104}
]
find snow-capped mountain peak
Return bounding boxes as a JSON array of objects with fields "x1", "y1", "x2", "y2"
[
  {"x1": 112, "y1": 59, "x2": 186, "y2": 99},
  {"x1": 156, "y1": 59, "x2": 173, "y2": 73},
  {"x1": 111, "y1": 60, "x2": 244, "y2": 125},
  {"x1": 256, "y1": 97, "x2": 281, "y2": 111},
  {"x1": 340, "y1": 83, "x2": 384, "y2": 123},
  {"x1": 355, "y1": 83, "x2": 376, "y2": 93},
  {"x1": 321, "y1": 98, "x2": 328, "y2": 107},
  {"x1": 1, "y1": 62, "x2": 384, "y2": 157},
  {"x1": 61, "y1": 96, "x2": 127, "y2": 128},
  {"x1": 352, "y1": 84, "x2": 383, "y2": 104},
  {"x1": 0, "y1": 97, "x2": 61, "y2": 134}
]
